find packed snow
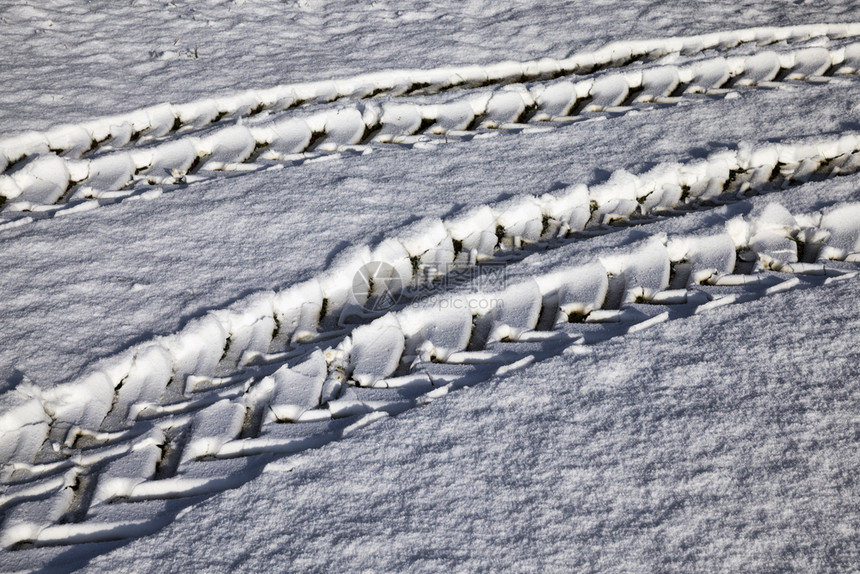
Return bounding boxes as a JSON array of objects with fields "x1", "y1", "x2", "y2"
[{"x1": 2, "y1": 1, "x2": 860, "y2": 572}]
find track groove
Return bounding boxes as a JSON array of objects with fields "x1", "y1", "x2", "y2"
[
  {"x1": 3, "y1": 133, "x2": 860, "y2": 467},
  {"x1": 3, "y1": 133, "x2": 860, "y2": 569},
  {"x1": 2, "y1": 29, "x2": 860, "y2": 226},
  {"x1": 4, "y1": 24, "x2": 860, "y2": 571},
  {"x1": 5, "y1": 23, "x2": 857, "y2": 169}
]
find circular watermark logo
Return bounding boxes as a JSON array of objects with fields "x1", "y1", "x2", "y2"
[{"x1": 351, "y1": 261, "x2": 403, "y2": 312}]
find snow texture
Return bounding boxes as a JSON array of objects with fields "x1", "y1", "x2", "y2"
[{"x1": 2, "y1": 2, "x2": 860, "y2": 572}]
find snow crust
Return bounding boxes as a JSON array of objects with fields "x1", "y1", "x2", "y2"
[
  {"x1": 3, "y1": 1, "x2": 860, "y2": 571},
  {"x1": 84, "y1": 267, "x2": 860, "y2": 574}
]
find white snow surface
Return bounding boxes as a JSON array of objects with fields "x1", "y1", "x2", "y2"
[
  {"x1": 2, "y1": 0, "x2": 857, "y2": 134},
  {"x1": 3, "y1": 52, "x2": 860, "y2": 396},
  {"x1": 84, "y1": 274, "x2": 860, "y2": 573},
  {"x1": 2, "y1": 0, "x2": 860, "y2": 571}
]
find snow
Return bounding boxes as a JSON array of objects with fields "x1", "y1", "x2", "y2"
[
  {"x1": 349, "y1": 317, "x2": 406, "y2": 387},
  {"x1": 399, "y1": 303, "x2": 473, "y2": 363},
  {"x1": 820, "y1": 203, "x2": 860, "y2": 259},
  {"x1": 18, "y1": 0, "x2": 856, "y2": 132},
  {"x1": 181, "y1": 399, "x2": 245, "y2": 463},
  {"x1": 3, "y1": 0, "x2": 860, "y2": 571},
  {"x1": 265, "y1": 351, "x2": 327, "y2": 423},
  {"x1": 83, "y1": 274, "x2": 860, "y2": 573},
  {"x1": 487, "y1": 279, "x2": 543, "y2": 342}
]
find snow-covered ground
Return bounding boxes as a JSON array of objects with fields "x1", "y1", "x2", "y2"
[
  {"x1": 84, "y1": 270, "x2": 860, "y2": 573},
  {"x1": 2, "y1": 1, "x2": 860, "y2": 572},
  {"x1": 3, "y1": 0, "x2": 857, "y2": 133}
]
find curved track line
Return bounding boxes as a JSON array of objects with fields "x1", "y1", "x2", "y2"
[
  {"x1": 1, "y1": 198, "x2": 858, "y2": 570},
  {"x1": 2, "y1": 43, "x2": 859, "y2": 225},
  {"x1": 3, "y1": 131, "x2": 860, "y2": 463},
  {"x1": 3, "y1": 26, "x2": 860, "y2": 568},
  {"x1": 1, "y1": 24, "x2": 859, "y2": 183}
]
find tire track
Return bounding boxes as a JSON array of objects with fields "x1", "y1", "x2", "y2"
[
  {"x1": 3, "y1": 132, "x2": 860, "y2": 471},
  {"x1": 2, "y1": 28, "x2": 860, "y2": 224},
  {"x1": 3, "y1": 128, "x2": 860, "y2": 568},
  {"x1": 2, "y1": 196, "x2": 859, "y2": 570},
  {"x1": 3, "y1": 24, "x2": 860, "y2": 569},
  {"x1": 6, "y1": 23, "x2": 856, "y2": 169},
  {"x1": 0, "y1": 44, "x2": 860, "y2": 225}
]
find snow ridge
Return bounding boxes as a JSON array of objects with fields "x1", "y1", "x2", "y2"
[
  {"x1": 2, "y1": 25, "x2": 860, "y2": 225},
  {"x1": 3, "y1": 131, "x2": 860, "y2": 452},
  {"x1": 3, "y1": 130, "x2": 860, "y2": 569},
  {"x1": 5, "y1": 22, "x2": 857, "y2": 154}
]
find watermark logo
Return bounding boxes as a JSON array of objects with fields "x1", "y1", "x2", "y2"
[
  {"x1": 351, "y1": 261, "x2": 404, "y2": 312},
  {"x1": 351, "y1": 260, "x2": 509, "y2": 313}
]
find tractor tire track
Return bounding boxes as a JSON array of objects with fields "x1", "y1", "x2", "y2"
[
  {"x1": 3, "y1": 129, "x2": 860, "y2": 569},
  {"x1": 1, "y1": 27, "x2": 860, "y2": 225},
  {"x1": 4, "y1": 23, "x2": 860, "y2": 571},
  {"x1": 4, "y1": 23, "x2": 857, "y2": 170}
]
